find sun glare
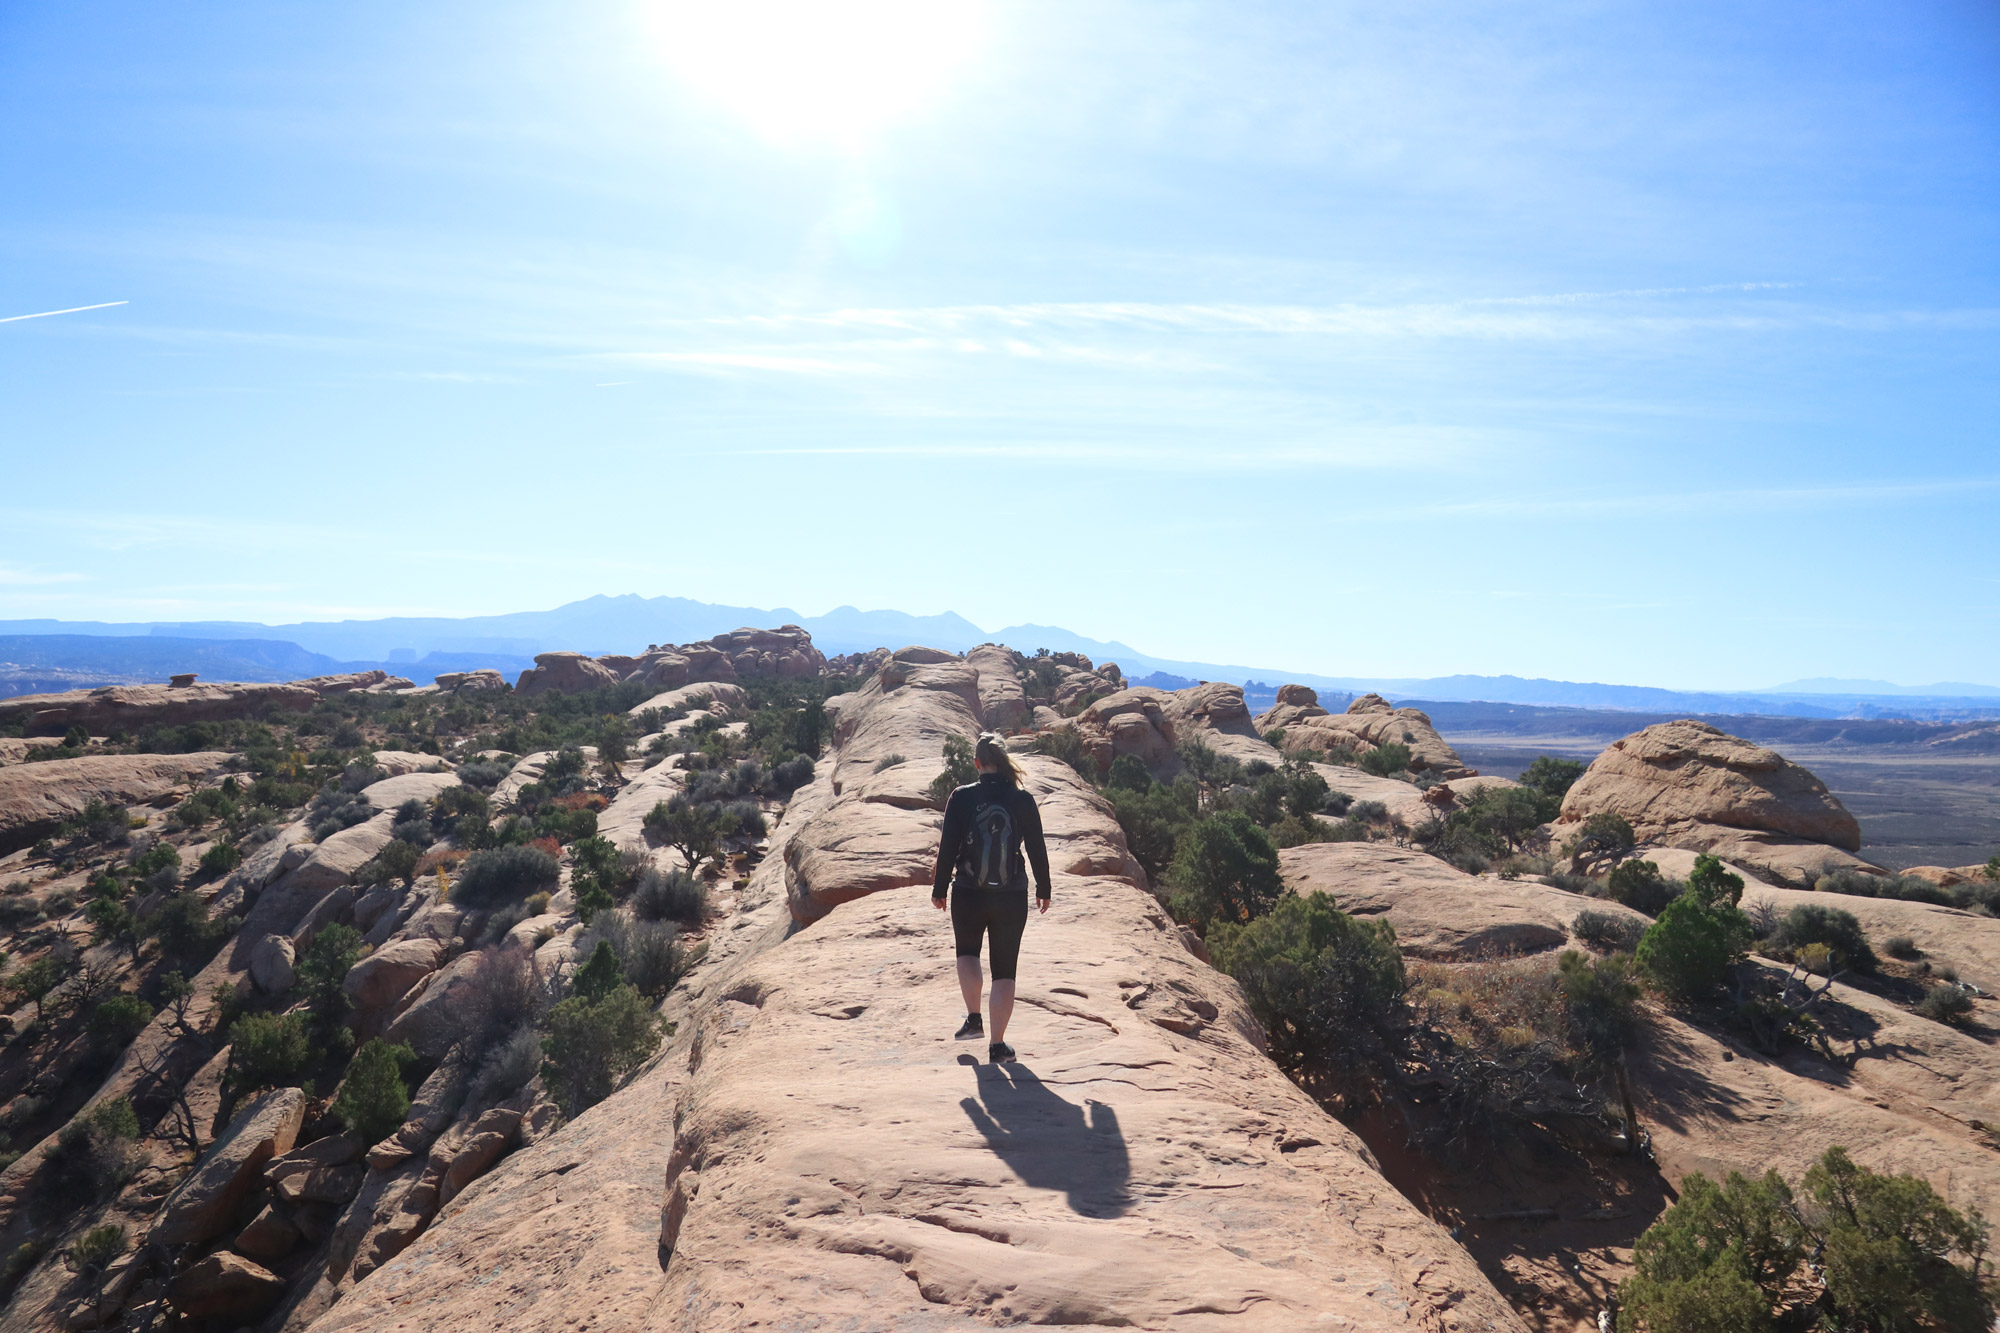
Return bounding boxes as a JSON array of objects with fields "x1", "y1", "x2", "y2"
[{"x1": 649, "y1": 0, "x2": 987, "y2": 146}]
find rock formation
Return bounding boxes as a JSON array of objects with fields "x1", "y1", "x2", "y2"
[
  {"x1": 513, "y1": 651, "x2": 622, "y2": 696},
  {"x1": 1074, "y1": 687, "x2": 1178, "y2": 773},
  {"x1": 0, "y1": 750, "x2": 237, "y2": 853},
  {"x1": 1257, "y1": 689, "x2": 1475, "y2": 779},
  {"x1": 1554, "y1": 719, "x2": 1880, "y2": 886},
  {"x1": 304, "y1": 645, "x2": 1526, "y2": 1333},
  {"x1": 625, "y1": 625, "x2": 827, "y2": 691}
]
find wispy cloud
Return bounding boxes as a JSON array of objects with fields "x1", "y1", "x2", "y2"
[
  {"x1": 608, "y1": 351, "x2": 878, "y2": 375},
  {"x1": 0, "y1": 568, "x2": 88, "y2": 585},
  {"x1": 0, "y1": 300, "x2": 127, "y2": 324}
]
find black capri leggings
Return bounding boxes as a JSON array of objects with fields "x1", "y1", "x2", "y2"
[{"x1": 951, "y1": 886, "x2": 1030, "y2": 981}]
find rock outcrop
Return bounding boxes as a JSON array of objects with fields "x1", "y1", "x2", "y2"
[
  {"x1": 308, "y1": 648, "x2": 1526, "y2": 1333},
  {"x1": 433, "y1": 668, "x2": 506, "y2": 692},
  {"x1": 1073, "y1": 687, "x2": 1177, "y2": 773},
  {"x1": 966, "y1": 643, "x2": 1030, "y2": 731},
  {"x1": 1555, "y1": 719, "x2": 1878, "y2": 886},
  {"x1": 1258, "y1": 689, "x2": 1475, "y2": 779},
  {"x1": 153, "y1": 1087, "x2": 307, "y2": 1247},
  {"x1": 627, "y1": 625, "x2": 827, "y2": 690},
  {"x1": 1162, "y1": 681, "x2": 1279, "y2": 767},
  {"x1": 0, "y1": 673, "x2": 395, "y2": 735},
  {"x1": 514, "y1": 651, "x2": 622, "y2": 696},
  {"x1": 0, "y1": 750, "x2": 236, "y2": 853}
]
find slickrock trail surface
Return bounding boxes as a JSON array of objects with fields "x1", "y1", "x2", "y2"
[{"x1": 313, "y1": 653, "x2": 1525, "y2": 1333}]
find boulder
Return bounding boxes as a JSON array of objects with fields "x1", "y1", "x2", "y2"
[
  {"x1": 290, "y1": 885, "x2": 357, "y2": 950},
  {"x1": 295, "y1": 670, "x2": 394, "y2": 695},
  {"x1": 626, "y1": 681, "x2": 750, "y2": 720},
  {"x1": 1278, "y1": 842, "x2": 1642, "y2": 959},
  {"x1": 286, "y1": 812, "x2": 396, "y2": 897},
  {"x1": 153, "y1": 1087, "x2": 307, "y2": 1247},
  {"x1": 965, "y1": 644, "x2": 1030, "y2": 731},
  {"x1": 343, "y1": 937, "x2": 444, "y2": 1012},
  {"x1": 1161, "y1": 681, "x2": 1280, "y2": 768},
  {"x1": 0, "y1": 751, "x2": 237, "y2": 855},
  {"x1": 371, "y1": 750, "x2": 453, "y2": 778},
  {"x1": 167, "y1": 1252, "x2": 288, "y2": 1322},
  {"x1": 248, "y1": 933, "x2": 296, "y2": 994},
  {"x1": 359, "y1": 769, "x2": 461, "y2": 810},
  {"x1": 700, "y1": 625, "x2": 828, "y2": 680},
  {"x1": 0, "y1": 681, "x2": 318, "y2": 737},
  {"x1": 1554, "y1": 720, "x2": 1875, "y2": 886},
  {"x1": 436, "y1": 1129, "x2": 512, "y2": 1207},
  {"x1": 1275, "y1": 683, "x2": 1319, "y2": 708},
  {"x1": 491, "y1": 746, "x2": 598, "y2": 808},
  {"x1": 1258, "y1": 692, "x2": 1475, "y2": 779},
  {"x1": 382, "y1": 950, "x2": 485, "y2": 1059},
  {"x1": 435, "y1": 668, "x2": 506, "y2": 692},
  {"x1": 1073, "y1": 688, "x2": 1177, "y2": 774},
  {"x1": 234, "y1": 1203, "x2": 301, "y2": 1260},
  {"x1": 514, "y1": 651, "x2": 621, "y2": 697}
]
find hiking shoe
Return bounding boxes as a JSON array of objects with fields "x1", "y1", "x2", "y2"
[
  {"x1": 954, "y1": 1013, "x2": 984, "y2": 1041},
  {"x1": 989, "y1": 1041, "x2": 1016, "y2": 1064}
]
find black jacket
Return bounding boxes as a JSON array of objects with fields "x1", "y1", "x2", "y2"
[{"x1": 932, "y1": 773, "x2": 1052, "y2": 900}]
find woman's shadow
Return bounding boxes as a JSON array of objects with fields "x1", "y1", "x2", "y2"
[{"x1": 959, "y1": 1059, "x2": 1131, "y2": 1218}]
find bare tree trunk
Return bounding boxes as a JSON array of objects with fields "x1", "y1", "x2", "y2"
[{"x1": 1615, "y1": 1051, "x2": 1640, "y2": 1154}]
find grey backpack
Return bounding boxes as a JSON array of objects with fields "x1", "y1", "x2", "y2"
[{"x1": 965, "y1": 792, "x2": 1020, "y2": 889}]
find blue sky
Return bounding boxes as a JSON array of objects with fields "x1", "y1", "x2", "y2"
[{"x1": 2, "y1": 0, "x2": 1996, "y2": 690}]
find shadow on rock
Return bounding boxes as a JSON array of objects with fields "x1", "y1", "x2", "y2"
[{"x1": 960, "y1": 1061, "x2": 1131, "y2": 1218}]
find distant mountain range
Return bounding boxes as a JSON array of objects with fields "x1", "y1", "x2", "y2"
[{"x1": 3, "y1": 596, "x2": 1997, "y2": 720}]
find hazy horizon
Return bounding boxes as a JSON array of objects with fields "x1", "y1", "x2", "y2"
[{"x1": 4, "y1": 1, "x2": 1996, "y2": 691}]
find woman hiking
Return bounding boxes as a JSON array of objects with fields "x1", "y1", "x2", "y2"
[{"x1": 932, "y1": 733, "x2": 1052, "y2": 1064}]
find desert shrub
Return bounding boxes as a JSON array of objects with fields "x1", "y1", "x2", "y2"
[
  {"x1": 296, "y1": 923, "x2": 363, "y2": 1014},
  {"x1": 355, "y1": 837, "x2": 421, "y2": 888},
  {"x1": 66, "y1": 1223, "x2": 125, "y2": 1278},
  {"x1": 456, "y1": 759, "x2": 510, "y2": 789},
  {"x1": 1350, "y1": 799, "x2": 1389, "y2": 824},
  {"x1": 1635, "y1": 857, "x2": 1751, "y2": 1001},
  {"x1": 88, "y1": 994, "x2": 152, "y2": 1049},
  {"x1": 226, "y1": 1012, "x2": 314, "y2": 1094},
  {"x1": 144, "y1": 892, "x2": 235, "y2": 969},
  {"x1": 129, "y1": 840, "x2": 181, "y2": 882},
  {"x1": 872, "y1": 754, "x2": 906, "y2": 773},
  {"x1": 1884, "y1": 934, "x2": 1921, "y2": 960},
  {"x1": 1569, "y1": 812, "x2": 1636, "y2": 870},
  {"x1": 1357, "y1": 742, "x2": 1412, "y2": 778},
  {"x1": 1987, "y1": 851, "x2": 2000, "y2": 880},
  {"x1": 1166, "y1": 811, "x2": 1283, "y2": 928},
  {"x1": 631, "y1": 866, "x2": 707, "y2": 925},
  {"x1": 471, "y1": 1026, "x2": 543, "y2": 1102},
  {"x1": 1742, "y1": 896, "x2": 1782, "y2": 939},
  {"x1": 584, "y1": 910, "x2": 685, "y2": 999},
  {"x1": 448, "y1": 945, "x2": 538, "y2": 1050},
  {"x1": 1917, "y1": 983, "x2": 1973, "y2": 1025},
  {"x1": 1542, "y1": 871, "x2": 1598, "y2": 896},
  {"x1": 926, "y1": 735, "x2": 980, "y2": 808},
  {"x1": 1320, "y1": 789, "x2": 1354, "y2": 817},
  {"x1": 1617, "y1": 1167, "x2": 1803, "y2": 1333},
  {"x1": 1606, "y1": 859, "x2": 1677, "y2": 917},
  {"x1": 71, "y1": 800, "x2": 132, "y2": 846},
  {"x1": 1573, "y1": 909, "x2": 1645, "y2": 954},
  {"x1": 1106, "y1": 778, "x2": 1198, "y2": 886},
  {"x1": 333, "y1": 1038, "x2": 414, "y2": 1144},
  {"x1": 453, "y1": 844, "x2": 559, "y2": 908},
  {"x1": 43, "y1": 1098, "x2": 142, "y2": 1202},
  {"x1": 1558, "y1": 949, "x2": 1642, "y2": 1060},
  {"x1": 541, "y1": 982, "x2": 666, "y2": 1116},
  {"x1": 767, "y1": 754, "x2": 815, "y2": 794},
  {"x1": 1807, "y1": 1147, "x2": 1990, "y2": 1331},
  {"x1": 1518, "y1": 756, "x2": 1585, "y2": 818},
  {"x1": 1812, "y1": 867, "x2": 1952, "y2": 907},
  {"x1": 1767, "y1": 903, "x2": 1876, "y2": 973},
  {"x1": 1105, "y1": 754, "x2": 1151, "y2": 792},
  {"x1": 197, "y1": 841, "x2": 243, "y2": 877},
  {"x1": 1209, "y1": 891, "x2": 1405, "y2": 1079},
  {"x1": 330, "y1": 721, "x2": 366, "y2": 748},
  {"x1": 1175, "y1": 737, "x2": 1242, "y2": 787},
  {"x1": 42, "y1": 887, "x2": 77, "y2": 917},
  {"x1": 0, "y1": 897, "x2": 43, "y2": 932}
]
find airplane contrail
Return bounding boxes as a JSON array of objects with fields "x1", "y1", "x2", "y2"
[{"x1": 0, "y1": 300, "x2": 129, "y2": 324}]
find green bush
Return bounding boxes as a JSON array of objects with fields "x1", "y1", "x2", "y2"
[
  {"x1": 1635, "y1": 861, "x2": 1751, "y2": 1001},
  {"x1": 642, "y1": 797, "x2": 730, "y2": 876},
  {"x1": 144, "y1": 892, "x2": 236, "y2": 968},
  {"x1": 1767, "y1": 903, "x2": 1876, "y2": 973},
  {"x1": 926, "y1": 734, "x2": 980, "y2": 806},
  {"x1": 1106, "y1": 779, "x2": 1199, "y2": 887},
  {"x1": 1573, "y1": 909, "x2": 1645, "y2": 954},
  {"x1": 198, "y1": 841, "x2": 244, "y2": 878},
  {"x1": 1557, "y1": 949, "x2": 1641, "y2": 1058},
  {"x1": 1618, "y1": 1168, "x2": 1802, "y2": 1333},
  {"x1": 631, "y1": 867, "x2": 707, "y2": 925},
  {"x1": 226, "y1": 1011, "x2": 314, "y2": 1094},
  {"x1": 1175, "y1": 737, "x2": 1241, "y2": 787},
  {"x1": 1917, "y1": 983, "x2": 1973, "y2": 1025},
  {"x1": 453, "y1": 844, "x2": 560, "y2": 908},
  {"x1": 1806, "y1": 1146, "x2": 1990, "y2": 1331},
  {"x1": 42, "y1": 1097, "x2": 141, "y2": 1202},
  {"x1": 88, "y1": 995, "x2": 153, "y2": 1049},
  {"x1": 333, "y1": 1038, "x2": 414, "y2": 1144},
  {"x1": 66, "y1": 1223, "x2": 125, "y2": 1278},
  {"x1": 296, "y1": 922, "x2": 363, "y2": 1014},
  {"x1": 1209, "y1": 891, "x2": 1404, "y2": 1078},
  {"x1": 1569, "y1": 812, "x2": 1636, "y2": 869},
  {"x1": 1166, "y1": 811, "x2": 1283, "y2": 928},
  {"x1": 541, "y1": 982, "x2": 666, "y2": 1116},
  {"x1": 584, "y1": 912, "x2": 685, "y2": 999},
  {"x1": 1606, "y1": 859, "x2": 1677, "y2": 916},
  {"x1": 1357, "y1": 742, "x2": 1412, "y2": 778},
  {"x1": 1518, "y1": 756, "x2": 1585, "y2": 817},
  {"x1": 129, "y1": 841, "x2": 181, "y2": 881},
  {"x1": 1105, "y1": 754, "x2": 1152, "y2": 792}
]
